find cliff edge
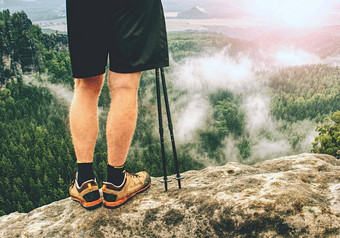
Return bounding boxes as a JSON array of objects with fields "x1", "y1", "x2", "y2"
[{"x1": 0, "y1": 153, "x2": 339, "y2": 237}]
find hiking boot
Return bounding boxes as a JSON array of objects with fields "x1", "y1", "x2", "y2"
[
  {"x1": 102, "y1": 171, "x2": 151, "y2": 208},
  {"x1": 69, "y1": 173, "x2": 102, "y2": 210}
]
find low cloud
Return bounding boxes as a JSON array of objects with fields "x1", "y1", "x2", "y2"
[
  {"x1": 22, "y1": 73, "x2": 104, "y2": 117},
  {"x1": 274, "y1": 48, "x2": 321, "y2": 66},
  {"x1": 22, "y1": 73, "x2": 73, "y2": 105},
  {"x1": 173, "y1": 48, "x2": 255, "y2": 94},
  {"x1": 243, "y1": 94, "x2": 274, "y2": 138},
  {"x1": 170, "y1": 47, "x2": 323, "y2": 165},
  {"x1": 175, "y1": 94, "x2": 211, "y2": 142},
  {"x1": 221, "y1": 135, "x2": 242, "y2": 163},
  {"x1": 252, "y1": 139, "x2": 291, "y2": 160}
]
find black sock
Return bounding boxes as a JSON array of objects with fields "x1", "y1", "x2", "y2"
[
  {"x1": 107, "y1": 164, "x2": 125, "y2": 186},
  {"x1": 77, "y1": 162, "x2": 95, "y2": 186}
]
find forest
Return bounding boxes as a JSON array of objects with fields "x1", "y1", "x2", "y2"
[{"x1": 0, "y1": 10, "x2": 339, "y2": 215}]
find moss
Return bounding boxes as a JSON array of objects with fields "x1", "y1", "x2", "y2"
[
  {"x1": 163, "y1": 209, "x2": 184, "y2": 226},
  {"x1": 143, "y1": 208, "x2": 160, "y2": 225},
  {"x1": 211, "y1": 209, "x2": 294, "y2": 237},
  {"x1": 197, "y1": 201, "x2": 220, "y2": 217},
  {"x1": 210, "y1": 208, "x2": 235, "y2": 237},
  {"x1": 182, "y1": 197, "x2": 194, "y2": 209},
  {"x1": 324, "y1": 226, "x2": 340, "y2": 236},
  {"x1": 238, "y1": 214, "x2": 292, "y2": 237}
]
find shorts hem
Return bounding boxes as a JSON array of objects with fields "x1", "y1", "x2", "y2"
[
  {"x1": 110, "y1": 61, "x2": 169, "y2": 74},
  {"x1": 72, "y1": 69, "x2": 107, "y2": 79}
]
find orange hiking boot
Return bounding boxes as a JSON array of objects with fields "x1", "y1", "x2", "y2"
[
  {"x1": 69, "y1": 174, "x2": 102, "y2": 210},
  {"x1": 102, "y1": 171, "x2": 151, "y2": 208}
]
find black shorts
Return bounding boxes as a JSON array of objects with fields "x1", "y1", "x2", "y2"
[{"x1": 66, "y1": 0, "x2": 169, "y2": 78}]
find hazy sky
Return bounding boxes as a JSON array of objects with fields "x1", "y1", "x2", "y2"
[
  {"x1": 0, "y1": 0, "x2": 340, "y2": 27},
  {"x1": 1, "y1": 0, "x2": 339, "y2": 27},
  {"x1": 239, "y1": 0, "x2": 340, "y2": 27}
]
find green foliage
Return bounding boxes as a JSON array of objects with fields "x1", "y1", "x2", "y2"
[
  {"x1": 0, "y1": 11, "x2": 76, "y2": 215},
  {"x1": 41, "y1": 47, "x2": 73, "y2": 87},
  {"x1": 312, "y1": 111, "x2": 340, "y2": 157},
  {"x1": 0, "y1": 80, "x2": 76, "y2": 215},
  {"x1": 269, "y1": 64, "x2": 340, "y2": 122},
  {"x1": 168, "y1": 32, "x2": 257, "y2": 62},
  {"x1": 214, "y1": 99, "x2": 244, "y2": 137},
  {"x1": 195, "y1": 90, "x2": 249, "y2": 161},
  {"x1": 331, "y1": 111, "x2": 340, "y2": 124},
  {"x1": 0, "y1": 9, "x2": 72, "y2": 86}
]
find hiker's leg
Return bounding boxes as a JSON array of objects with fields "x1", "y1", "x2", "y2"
[
  {"x1": 106, "y1": 70, "x2": 141, "y2": 166},
  {"x1": 70, "y1": 74, "x2": 104, "y2": 163}
]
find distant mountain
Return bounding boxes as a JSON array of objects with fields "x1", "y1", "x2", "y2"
[
  {"x1": 177, "y1": 6, "x2": 209, "y2": 19},
  {"x1": 163, "y1": 0, "x2": 243, "y2": 14}
]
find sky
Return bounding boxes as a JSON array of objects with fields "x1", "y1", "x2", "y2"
[
  {"x1": 239, "y1": 0, "x2": 340, "y2": 27},
  {"x1": 1, "y1": 0, "x2": 340, "y2": 27}
]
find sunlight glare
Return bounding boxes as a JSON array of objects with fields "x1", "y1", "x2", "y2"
[{"x1": 244, "y1": 0, "x2": 328, "y2": 27}]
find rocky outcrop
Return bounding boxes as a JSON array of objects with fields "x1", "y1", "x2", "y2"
[{"x1": 0, "y1": 153, "x2": 339, "y2": 237}]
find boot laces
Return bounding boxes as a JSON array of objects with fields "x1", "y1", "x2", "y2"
[{"x1": 123, "y1": 169, "x2": 140, "y2": 178}]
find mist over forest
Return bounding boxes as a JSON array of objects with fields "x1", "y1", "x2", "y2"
[{"x1": 0, "y1": 1, "x2": 339, "y2": 216}]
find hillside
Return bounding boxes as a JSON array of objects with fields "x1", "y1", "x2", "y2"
[
  {"x1": 268, "y1": 64, "x2": 340, "y2": 122},
  {"x1": 255, "y1": 25, "x2": 340, "y2": 58},
  {"x1": 0, "y1": 10, "x2": 72, "y2": 86},
  {"x1": 0, "y1": 153, "x2": 339, "y2": 237}
]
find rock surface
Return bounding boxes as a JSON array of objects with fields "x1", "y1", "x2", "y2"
[{"x1": 0, "y1": 153, "x2": 339, "y2": 238}]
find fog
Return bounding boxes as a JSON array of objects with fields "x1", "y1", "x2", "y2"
[
  {"x1": 22, "y1": 73, "x2": 104, "y2": 117},
  {"x1": 22, "y1": 73, "x2": 73, "y2": 103},
  {"x1": 175, "y1": 95, "x2": 211, "y2": 142},
  {"x1": 274, "y1": 48, "x2": 321, "y2": 66},
  {"x1": 170, "y1": 47, "x2": 333, "y2": 165}
]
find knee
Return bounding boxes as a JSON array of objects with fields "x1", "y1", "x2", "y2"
[
  {"x1": 74, "y1": 75, "x2": 104, "y2": 96},
  {"x1": 108, "y1": 71, "x2": 141, "y2": 93}
]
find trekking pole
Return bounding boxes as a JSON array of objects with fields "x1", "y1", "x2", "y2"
[
  {"x1": 160, "y1": 68, "x2": 183, "y2": 189},
  {"x1": 155, "y1": 68, "x2": 171, "y2": 191}
]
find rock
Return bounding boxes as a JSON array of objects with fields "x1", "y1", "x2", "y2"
[{"x1": 0, "y1": 153, "x2": 339, "y2": 237}]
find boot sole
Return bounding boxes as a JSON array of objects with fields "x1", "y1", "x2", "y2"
[
  {"x1": 71, "y1": 196, "x2": 103, "y2": 210},
  {"x1": 103, "y1": 182, "x2": 151, "y2": 209}
]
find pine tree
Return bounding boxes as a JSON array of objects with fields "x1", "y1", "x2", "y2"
[{"x1": 312, "y1": 111, "x2": 340, "y2": 157}]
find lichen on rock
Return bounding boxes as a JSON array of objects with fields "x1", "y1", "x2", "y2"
[{"x1": 0, "y1": 153, "x2": 339, "y2": 237}]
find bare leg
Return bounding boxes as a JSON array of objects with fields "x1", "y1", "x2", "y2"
[
  {"x1": 70, "y1": 74, "x2": 104, "y2": 163},
  {"x1": 107, "y1": 70, "x2": 141, "y2": 166}
]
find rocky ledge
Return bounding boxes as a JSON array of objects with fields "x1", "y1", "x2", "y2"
[{"x1": 0, "y1": 153, "x2": 339, "y2": 237}]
